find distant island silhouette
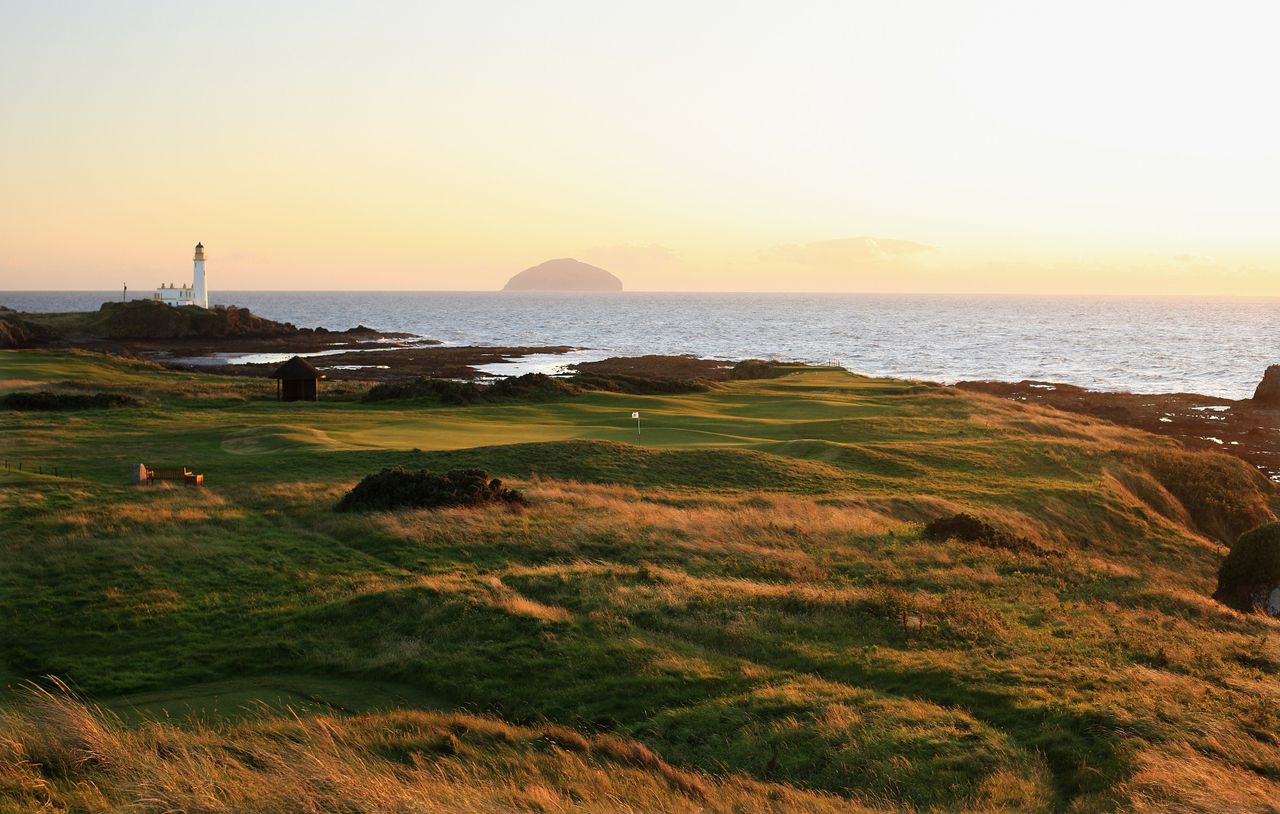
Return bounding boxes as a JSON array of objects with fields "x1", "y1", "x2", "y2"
[{"x1": 502, "y1": 258, "x2": 623, "y2": 292}]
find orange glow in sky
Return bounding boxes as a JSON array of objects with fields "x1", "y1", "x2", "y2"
[{"x1": 1, "y1": 2, "x2": 1278, "y2": 293}]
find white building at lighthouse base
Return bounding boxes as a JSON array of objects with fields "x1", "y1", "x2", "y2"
[{"x1": 149, "y1": 242, "x2": 208, "y2": 308}]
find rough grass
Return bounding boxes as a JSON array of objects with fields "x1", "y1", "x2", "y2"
[
  {"x1": 2, "y1": 679, "x2": 871, "y2": 814},
  {"x1": 2, "y1": 348, "x2": 1279, "y2": 812}
]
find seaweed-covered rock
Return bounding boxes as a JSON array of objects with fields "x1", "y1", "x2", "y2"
[
  {"x1": 1, "y1": 391, "x2": 143, "y2": 411},
  {"x1": 1214, "y1": 521, "x2": 1280, "y2": 615},
  {"x1": 336, "y1": 467, "x2": 525, "y2": 512},
  {"x1": 921, "y1": 513, "x2": 1039, "y2": 553}
]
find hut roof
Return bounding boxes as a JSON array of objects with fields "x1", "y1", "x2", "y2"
[{"x1": 270, "y1": 356, "x2": 325, "y2": 380}]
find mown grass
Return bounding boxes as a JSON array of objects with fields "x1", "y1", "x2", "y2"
[{"x1": 1, "y1": 348, "x2": 1278, "y2": 812}]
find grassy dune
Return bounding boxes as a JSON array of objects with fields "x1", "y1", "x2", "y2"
[{"x1": 1, "y1": 348, "x2": 1278, "y2": 812}]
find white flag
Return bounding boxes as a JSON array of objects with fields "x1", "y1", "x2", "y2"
[{"x1": 631, "y1": 412, "x2": 640, "y2": 419}]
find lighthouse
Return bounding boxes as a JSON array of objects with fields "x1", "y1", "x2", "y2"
[
  {"x1": 192, "y1": 242, "x2": 208, "y2": 308},
  {"x1": 146, "y1": 242, "x2": 211, "y2": 306}
]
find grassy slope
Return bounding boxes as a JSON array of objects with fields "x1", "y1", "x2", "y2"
[{"x1": 1, "y1": 348, "x2": 1278, "y2": 812}]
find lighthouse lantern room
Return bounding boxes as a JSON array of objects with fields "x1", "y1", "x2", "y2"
[{"x1": 150, "y1": 243, "x2": 209, "y2": 308}]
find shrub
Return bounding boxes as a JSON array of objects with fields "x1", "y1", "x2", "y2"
[
  {"x1": 485, "y1": 373, "x2": 577, "y2": 401},
  {"x1": 1, "y1": 391, "x2": 143, "y2": 411},
  {"x1": 335, "y1": 467, "x2": 525, "y2": 512},
  {"x1": 870, "y1": 585, "x2": 930, "y2": 638},
  {"x1": 921, "y1": 513, "x2": 1037, "y2": 553},
  {"x1": 570, "y1": 372, "x2": 710, "y2": 394},
  {"x1": 728, "y1": 359, "x2": 781, "y2": 380},
  {"x1": 1214, "y1": 521, "x2": 1280, "y2": 612},
  {"x1": 364, "y1": 373, "x2": 576, "y2": 404},
  {"x1": 364, "y1": 378, "x2": 483, "y2": 404}
]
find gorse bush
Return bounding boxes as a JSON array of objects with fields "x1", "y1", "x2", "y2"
[
  {"x1": 487, "y1": 372, "x2": 577, "y2": 401},
  {"x1": 1214, "y1": 521, "x2": 1280, "y2": 612},
  {"x1": 728, "y1": 359, "x2": 782, "y2": 380},
  {"x1": 364, "y1": 377, "x2": 484, "y2": 404},
  {"x1": 364, "y1": 373, "x2": 577, "y2": 404},
  {"x1": 569, "y1": 371, "x2": 712, "y2": 394},
  {"x1": 921, "y1": 512, "x2": 1038, "y2": 553},
  {"x1": 336, "y1": 467, "x2": 526, "y2": 512},
  {"x1": 1, "y1": 391, "x2": 143, "y2": 411}
]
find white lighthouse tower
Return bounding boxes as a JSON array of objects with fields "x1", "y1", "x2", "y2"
[{"x1": 192, "y1": 242, "x2": 208, "y2": 308}]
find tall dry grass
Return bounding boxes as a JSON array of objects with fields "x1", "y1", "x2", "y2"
[{"x1": 0, "y1": 679, "x2": 882, "y2": 814}]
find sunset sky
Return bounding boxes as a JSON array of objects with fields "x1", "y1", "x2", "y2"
[{"x1": 2, "y1": 1, "x2": 1278, "y2": 293}]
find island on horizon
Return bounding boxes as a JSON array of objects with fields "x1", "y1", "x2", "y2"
[{"x1": 502, "y1": 258, "x2": 623, "y2": 292}]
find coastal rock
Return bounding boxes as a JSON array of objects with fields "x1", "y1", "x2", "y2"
[
  {"x1": 89, "y1": 300, "x2": 298, "y2": 340},
  {"x1": 1252, "y1": 365, "x2": 1280, "y2": 408},
  {"x1": 503, "y1": 258, "x2": 623, "y2": 292}
]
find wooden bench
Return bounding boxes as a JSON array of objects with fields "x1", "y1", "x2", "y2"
[{"x1": 144, "y1": 466, "x2": 204, "y2": 486}]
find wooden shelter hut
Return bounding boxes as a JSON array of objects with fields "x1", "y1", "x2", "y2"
[{"x1": 270, "y1": 356, "x2": 324, "y2": 402}]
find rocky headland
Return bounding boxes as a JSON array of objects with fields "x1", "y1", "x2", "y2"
[{"x1": 0, "y1": 300, "x2": 575, "y2": 381}]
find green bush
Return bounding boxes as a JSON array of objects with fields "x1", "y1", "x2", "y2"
[
  {"x1": 1, "y1": 391, "x2": 143, "y2": 411},
  {"x1": 364, "y1": 373, "x2": 576, "y2": 404},
  {"x1": 570, "y1": 372, "x2": 710, "y2": 395},
  {"x1": 335, "y1": 467, "x2": 526, "y2": 512},
  {"x1": 728, "y1": 359, "x2": 781, "y2": 380},
  {"x1": 364, "y1": 378, "x2": 484, "y2": 404},
  {"x1": 1214, "y1": 522, "x2": 1280, "y2": 612},
  {"x1": 486, "y1": 373, "x2": 577, "y2": 401}
]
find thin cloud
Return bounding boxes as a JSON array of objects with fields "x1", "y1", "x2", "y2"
[
  {"x1": 580, "y1": 244, "x2": 682, "y2": 274},
  {"x1": 762, "y1": 237, "x2": 935, "y2": 267}
]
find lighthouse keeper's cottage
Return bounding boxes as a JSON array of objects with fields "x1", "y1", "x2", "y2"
[{"x1": 150, "y1": 243, "x2": 209, "y2": 308}]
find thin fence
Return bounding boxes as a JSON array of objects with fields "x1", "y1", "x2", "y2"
[{"x1": 2, "y1": 459, "x2": 74, "y2": 479}]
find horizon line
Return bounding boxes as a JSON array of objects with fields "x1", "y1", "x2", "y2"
[{"x1": 4, "y1": 289, "x2": 1280, "y2": 300}]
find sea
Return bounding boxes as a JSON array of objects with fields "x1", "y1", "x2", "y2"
[{"x1": 4, "y1": 291, "x2": 1278, "y2": 400}]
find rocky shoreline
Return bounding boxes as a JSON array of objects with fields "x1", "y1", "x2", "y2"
[
  {"x1": 2, "y1": 300, "x2": 585, "y2": 381},
  {"x1": 958, "y1": 368, "x2": 1280, "y2": 484}
]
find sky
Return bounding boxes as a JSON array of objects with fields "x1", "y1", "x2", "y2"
[{"x1": 1, "y1": 1, "x2": 1278, "y2": 294}]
